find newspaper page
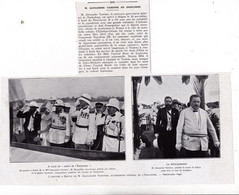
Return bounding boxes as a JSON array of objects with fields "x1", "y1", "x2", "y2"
[
  {"x1": 0, "y1": 73, "x2": 234, "y2": 185},
  {"x1": 76, "y1": 0, "x2": 150, "y2": 75}
]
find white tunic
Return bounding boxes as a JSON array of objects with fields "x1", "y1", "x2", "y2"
[
  {"x1": 102, "y1": 112, "x2": 125, "y2": 152},
  {"x1": 47, "y1": 112, "x2": 70, "y2": 144},
  {"x1": 72, "y1": 107, "x2": 95, "y2": 144},
  {"x1": 39, "y1": 113, "x2": 51, "y2": 146}
]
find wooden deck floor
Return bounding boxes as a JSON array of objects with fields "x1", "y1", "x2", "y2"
[{"x1": 10, "y1": 147, "x2": 86, "y2": 163}]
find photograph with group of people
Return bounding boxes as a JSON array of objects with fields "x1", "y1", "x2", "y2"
[
  {"x1": 132, "y1": 75, "x2": 220, "y2": 159},
  {"x1": 9, "y1": 77, "x2": 125, "y2": 162}
]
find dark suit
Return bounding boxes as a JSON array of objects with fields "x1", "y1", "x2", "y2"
[
  {"x1": 155, "y1": 107, "x2": 179, "y2": 158},
  {"x1": 91, "y1": 113, "x2": 105, "y2": 151},
  {"x1": 17, "y1": 109, "x2": 41, "y2": 144}
]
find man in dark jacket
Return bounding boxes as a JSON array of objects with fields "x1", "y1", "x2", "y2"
[
  {"x1": 155, "y1": 96, "x2": 179, "y2": 158},
  {"x1": 91, "y1": 102, "x2": 106, "y2": 151},
  {"x1": 17, "y1": 101, "x2": 41, "y2": 144}
]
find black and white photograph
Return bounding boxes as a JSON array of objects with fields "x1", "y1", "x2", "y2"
[
  {"x1": 132, "y1": 74, "x2": 220, "y2": 160},
  {"x1": 9, "y1": 77, "x2": 125, "y2": 162}
]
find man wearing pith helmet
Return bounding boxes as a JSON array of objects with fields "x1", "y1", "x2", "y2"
[
  {"x1": 16, "y1": 101, "x2": 41, "y2": 144},
  {"x1": 71, "y1": 93, "x2": 95, "y2": 149},
  {"x1": 39, "y1": 95, "x2": 57, "y2": 135},
  {"x1": 41, "y1": 95, "x2": 57, "y2": 113},
  {"x1": 64, "y1": 103, "x2": 71, "y2": 114},
  {"x1": 45, "y1": 99, "x2": 71, "y2": 147},
  {"x1": 102, "y1": 98, "x2": 125, "y2": 152}
]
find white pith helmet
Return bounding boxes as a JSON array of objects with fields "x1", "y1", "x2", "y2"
[
  {"x1": 49, "y1": 95, "x2": 57, "y2": 101},
  {"x1": 64, "y1": 103, "x2": 71, "y2": 108},
  {"x1": 29, "y1": 101, "x2": 38, "y2": 108},
  {"x1": 78, "y1": 93, "x2": 91, "y2": 105},
  {"x1": 106, "y1": 98, "x2": 120, "y2": 110},
  {"x1": 54, "y1": 99, "x2": 64, "y2": 107}
]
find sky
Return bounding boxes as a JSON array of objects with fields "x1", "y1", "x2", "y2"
[
  {"x1": 137, "y1": 74, "x2": 219, "y2": 105},
  {"x1": 20, "y1": 77, "x2": 124, "y2": 99}
]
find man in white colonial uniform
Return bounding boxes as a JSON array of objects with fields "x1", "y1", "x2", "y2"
[
  {"x1": 71, "y1": 94, "x2": 95, "y2": 149},
  {"x1": 176, "y1": 94, "x2": 220, "y2": 158},
  {"x1": 38, "y1": 95, "x2": 57, "y2": 146},
  {"x1": 46, "y1": 99, "x2": 70, "y2": 147},
  {"x1": 102, "y1": 98, "x2": 125, "y2": 153},
  {"x1": 38, "y1": 103, "x2": 51, "y2": 146}
]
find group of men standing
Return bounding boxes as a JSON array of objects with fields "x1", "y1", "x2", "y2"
[
  {"x1": 154, "y1": 94, "x2": 220, "y2": 158},
  {"x1": 16, "y1": 94, "x2": 125, "y2": 153}
]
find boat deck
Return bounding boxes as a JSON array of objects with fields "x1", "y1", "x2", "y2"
[{"x1": 10, "y1": 147, "x2": 85, "y2": 163}]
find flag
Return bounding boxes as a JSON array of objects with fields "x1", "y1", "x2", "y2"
[
  {"x1": 193, "y1": 76, "x2": 208, "y2": 109},
  {"x1": 182, "y1": 75, "x2": 190, "y2": 85},
  {"x1": 133, "y1": 77, "x2": 142, "y2": 84},
  {"x1": 196, "y1": 75, "x2": 209, "y2": 83},
  {"x1": 9, "y1": 79, "x2": 25, "y2": 102},
  {"x1": 145, "y1": 76, "x2": 150, "y2": 86},
  {"x1": 153, "y1": 76, "x2": 162, "y2": 85}
]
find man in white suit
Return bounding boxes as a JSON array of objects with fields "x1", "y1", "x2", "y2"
[{"x1": 175, "y1": 94, "x2": 220, "y2": 158}]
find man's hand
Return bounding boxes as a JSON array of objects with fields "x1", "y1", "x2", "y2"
[
  {"x1": 18, "y1": 100, "x2": 25, "y2": 109},
  {"x1": 155, "y1": 133, "x2": 159, "y2": 139},
  {"x1": 214, "y1": 141, "x2": 220, "y2": 149},
  {"x1": 64, "y1": 136, "x2": 70, "y2": 143},
  {"x1": 86, "y1": 138, "x2": 93, "y2": 146},
  {"x1": 175, "y1": 144, "x2": 182, "y2": 151}
]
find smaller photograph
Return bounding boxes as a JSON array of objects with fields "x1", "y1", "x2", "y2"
[
  {"x1": 132, "y1": 75, "x2": 220, "y2": 160},
  {"x1": 9, "y1": 76, "x2": 125, "y2": 162}
]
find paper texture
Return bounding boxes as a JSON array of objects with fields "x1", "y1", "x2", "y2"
[{"x1": 0, "y1": 0, "x2": 237, "y2": 191}]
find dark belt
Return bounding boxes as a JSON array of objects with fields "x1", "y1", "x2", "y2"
[
  {"x1": 76, "y1": 124, "x2": 89, "y2": 129},
  {"x1": 51, "y1": 126, "x2": 66, "y2": 130},
  {"x1": 104, "y1": 133, "x2": 124, "y2": 141},
  {"x1": 183, "y1": 133, "x2": 208, "y2": 137}
]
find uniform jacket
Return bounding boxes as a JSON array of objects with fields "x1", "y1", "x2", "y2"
[
  {"x1": 155, "y1": 107, "x2": 179, "y2": 135},
  {"x1": 176, "y1": 107, "x2": 219, "y2": 151},
  {"x1": 71, "y1": 107, "x2": 95, "y2": 144},
  {"x1": 102, "y1": 111, "x2": 125, "y2": 152},
  {"x1": 47, "y1": 112, "x2": 71, "y2": 144}
]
